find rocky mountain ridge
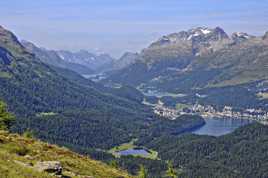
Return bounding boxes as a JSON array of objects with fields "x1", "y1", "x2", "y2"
[
  {"x1": 22, "y1": 40, "x2": 94, "y2": 75},
  {"x1": 57, "y1": 50, "x2": 115, "y2": 72},
  {"x1": 111, "y1": 52, "x2": 140, "y2": 70},
  {"x1": 142, "y1": 27, "x2": 263, "y2": 60},
  {"x1": 107, "y1": 26, "x2": 268, "y2": 86}
]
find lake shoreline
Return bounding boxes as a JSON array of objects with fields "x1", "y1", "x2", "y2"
[{"x1": 192, "y1": 117, "x2": 253, "y2": 136}]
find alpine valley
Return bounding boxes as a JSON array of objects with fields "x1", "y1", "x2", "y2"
[
  {"x1": 105, "y1": 27, "x2": 268, "y2": 121},
  {"x1": 0, "y1": 24, "x2": 268, "y2": 178}
]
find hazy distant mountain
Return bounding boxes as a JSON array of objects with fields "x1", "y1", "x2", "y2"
[
  {"x1": 57, "y1": 50, "x2": 115, "y2": 72},
  {"x1": 112, "y1": 52, "x2": 139, "y2": 70},
  {"x1": 22, "y1": 40, "x2": 94, "y2": 75},
  {"x1": 22, "y1": 40, "x2": 116, "y2": 74}
]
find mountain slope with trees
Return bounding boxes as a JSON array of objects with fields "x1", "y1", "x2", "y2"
[
  {"x1": 0, "y1": 25, "x2": 204, "y2": 152},
  {"x1": 0, "y1": 101, "x2": 133, "y2": 178},
  {"x1": 138, "y1": 123, "x2": 268, "y2": 178}
]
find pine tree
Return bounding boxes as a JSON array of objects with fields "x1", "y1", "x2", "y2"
[
  {"x1": 166, "y1": 161, "x2": 178, "y2": 178},
  {"x1": 138, "y1": 165, "x2": 148, "y2": 178},
  {"x1": 109, "y1": 159, "x2": 119, "y2": 169},
  {"x1": 0, "y1": 101, "x2": 15, "y2": 130}
]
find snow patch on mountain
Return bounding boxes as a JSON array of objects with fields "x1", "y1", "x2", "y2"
[
  {"x1": 201, "y1": 29, "x2": 212, "y2": 35},
  {"x1": 234, "y1": 32, "x2": 250, "y2": 39},
  {"x1": 188, "y1": 33, "x2": 200, "y2": 40},
  {"x1": 58, "y1": 54, "x2": 65, "y2": 60}
]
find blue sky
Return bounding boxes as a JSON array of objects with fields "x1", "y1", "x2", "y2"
[{"x1": 0, "y1": 0, "x2": 268, "y2": 57}]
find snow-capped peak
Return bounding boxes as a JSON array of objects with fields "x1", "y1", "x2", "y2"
[
  {"x1": 231, "y1": 32, "x2": 254, "y2": 42},
  {"x1": 186, "y1": 28, "x2": 212, "y2": 40},
  {"x1": 200, "y1": 29, "x2": 212, "y2": 35},
  {"x1": 187, "y1": 33, "x2": 200, "y2": 40},
  {"x1": 233, "y1": 32, "x2": 250, "y2": 39}
]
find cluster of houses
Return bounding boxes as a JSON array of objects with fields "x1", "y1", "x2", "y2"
[
  {"x1": 153, "y1": 100, "x2": 179, "y2": 120},
  {"x1": 153, "y1": 100, "x2": 268, "y2": 124},
  {"x1": 191, "y1": 104, "x2": 268, "y2": 123}
]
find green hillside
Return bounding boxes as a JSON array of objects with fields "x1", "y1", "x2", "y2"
[
  {"x1": 138, "y1": 123, "x2": 268, "y2": 178},
  {"x1": 0, "y1": 131, "x2": 134, "y2": 178},
  {"x1": 0, "y1": 25, "x2": 205, "y2": 158},
  {"x1": 0, "y1": 100, "x2": 132, "y2": 178},
  {"x1": 0, "y1": 25, "x2": 151, "y2": 149}
]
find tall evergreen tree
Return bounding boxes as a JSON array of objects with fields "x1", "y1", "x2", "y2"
[
  {"x1": 138, "y1": 165, "x2": 148, "y2": 178},
  {"x1": 0, "y1": 101, "x2": 15, "y2": 130},
  {"x1": 166, "y1": 161, "x2": 178, "y2": 178}
]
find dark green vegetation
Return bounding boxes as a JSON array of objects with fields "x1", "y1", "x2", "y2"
[
  {"x1": 0, "y1": 130, "x2": 133, "y2": 177},
  {"x1": 0, "y1": 101, "x2": 15, "y2": 130},
  {"x1": 137, "y1": 123, "x2": 268, "y2": 178},
  {"x1": 85, "y1": 123, "x2": 268, "y2": 178},
  {"x1": 157, "y1": 81, "x2": 268, "y2": 111},
  {"x1": 0, "y1": 100, "x2": 133, "y2": 178},
  {"x1": 0, "y1": 100, "x2": 14, "y2": 130}
]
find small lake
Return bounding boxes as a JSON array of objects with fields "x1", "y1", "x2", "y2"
[
  {"x1": 192, "y1": 118, "x2": 253, "y2": 136},
  {"x1": 82, "y1": 73, "x2": 107, "y2": 82},
  {"x1": 140, "y1": 89, "x2": 187, "y2": 98},
  {"x1": 118, "y1": 148, "x2": 150, "y2": 157}
]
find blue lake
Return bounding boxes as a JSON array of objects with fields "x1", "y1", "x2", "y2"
[
  {"x1": 192, "y1": 118, "x2": 253, "y2": 136},
  {"x1": 118, "y1": 148, "x2": 149, "y2": 156}
]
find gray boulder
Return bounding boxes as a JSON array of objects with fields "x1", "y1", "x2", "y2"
[{"x1": 34, "y1": 161, "x2": 62, "y2": 175}]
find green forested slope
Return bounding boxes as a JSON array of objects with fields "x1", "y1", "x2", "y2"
[
  {"x1": 139, "y1": 123, "x2": 268, "y2": 178},
  {"x1": 0, "y1": 25, "x2": 204, "y2": 152},
  {"x1": 0, "y1": 101, "x2": 133, "y2": 178}
]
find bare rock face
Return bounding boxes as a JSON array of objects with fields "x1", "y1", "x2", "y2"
[
  {"x1": 142, "y1": 27, "x2": 231, "y2": 61},
  {"x1": 263, "y1": 31, "x2": 268, "y2": 40},
  {"x1": 34, "y1": 161, "x2": 62, "y2": 175},
  {"x1": 0, "y1": 47, "x2": 13, "y2": 65},
  {"x1": 113, "y1": 52, "x2": 140, "y2": 70},
  {"x1": 231, "y1": 32, "x2": 255, "y2": 44}
]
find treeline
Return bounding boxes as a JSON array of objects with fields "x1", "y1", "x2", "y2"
[{"x1": 0, "y1": 100, "x2": 14, "y2": 130}]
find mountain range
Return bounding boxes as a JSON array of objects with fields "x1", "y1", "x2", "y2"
[
  {"x1": 107, "y1": 27, "x2": 268, "y2": 86},
  {"x1": 22, "y1": 40, "x2": 138, "y2": 75},
  {"x1": 105, "y1": 27, "x2": 268, "y2": 110},
  {"x1": 57, "y1": 49, "x2": 114, "y2": 72},
  {"x1": 22, "y1": 40, "x2": 95, "y2": 75},
  {"x1": 22, "y1": 40, "x2": 117, "y2": 74}
]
